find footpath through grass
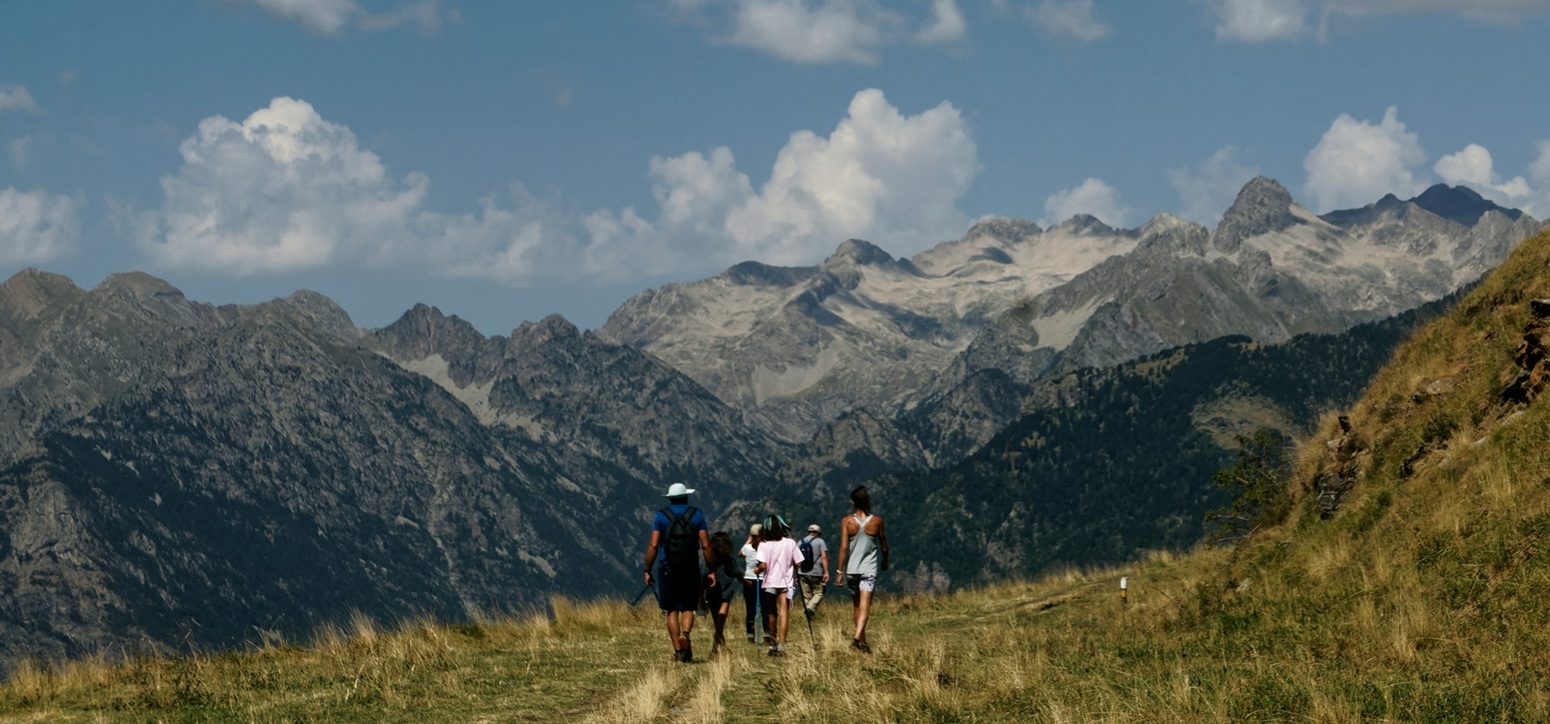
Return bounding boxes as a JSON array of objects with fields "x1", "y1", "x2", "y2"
[
  {"x1": 0, "y1": 549, "x2": 1265, "y2": 722},
  {"x1": 1, "y1": 534, "x2": 1547, "y2": 722}
]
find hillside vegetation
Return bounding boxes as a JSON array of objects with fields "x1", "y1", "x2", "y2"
[{"x1": 4, "y1": 229, "x2": 1550, "y2": 721}]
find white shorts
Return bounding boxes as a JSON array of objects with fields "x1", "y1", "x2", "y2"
[{"x1": 846, "y1": 573, "x2": 877, "y2": 595}]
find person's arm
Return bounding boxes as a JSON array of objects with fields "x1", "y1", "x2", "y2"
[
  {"x1": 820, "y1": 545, "x2": 830, "y2": 584},
  {"x1": 835, "y1": 518, "x2": 851, "y2": 578},
  {"x1": 643, "y1": 529, "x2": 662, "y2": 585},
  {"x1": 698, "y1": 528, "x2": 716, "y2": 587}
]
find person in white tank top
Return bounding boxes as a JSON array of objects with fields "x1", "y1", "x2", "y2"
[{"x1": 836, "y1": 485, "x2": 888, "y2": 653}]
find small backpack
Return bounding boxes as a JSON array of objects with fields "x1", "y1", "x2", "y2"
[
  {"x1": 662, "y1": 507, "x2": 700, "y2": 575},
  {"x1": 798, "y1": 535, "x2": 815, "y2": 570}
]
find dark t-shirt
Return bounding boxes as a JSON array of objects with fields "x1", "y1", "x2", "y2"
[{"x1": 652, "y1": 503, "x2": 708, "y2": 567}]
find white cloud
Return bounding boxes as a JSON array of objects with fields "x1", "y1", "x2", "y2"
[
  {"x1": 726, "y1": 0, "x2": 898, "y2": 63},
  {"x1": 239, "y1": 0, "x2": 445, "y2": 35},
  {"x1": 679, "y1": 0, "x2": 964, "y2": 64},
  {"x1": 1211, "y1": 0, "x2": 1550, "y2": 43},
  {"x1": 135, "y1": 91, "x2": 977, "y2": 283},
  {"x1": 917, "y1": 0, "x2": 968, "y2": 44},
  {"x1": 1323, "y1": 0, "x2": 1550, "y2": 23},
  {"x1": 1531, "y1": 141, "x2": 1550, "y2": 187},
  {"x1": 1168, "y1": 147, "x2": 1260, "y2": 224},
  {"x1": 1434, "y1": 144, "x2": 1532, "y2": 203},
  {"x1": 1032, "y1": 0, "x2": 1111, "y2": 41},
  {"x1": 1302, "y1": 107, "x2": 1428, "y2": 212},
  {"x1": 0, "y1": 84, "x2": 40, "y2": 115},
  {"x1": 586, "y1": 88, "x2": 979, "y2": 274},
  {"x1": 1042, "y1": 178, "x2": 1129, "y2": 227},
  {"x1": 136, "y1": 97, "x2": 433, "y2": 274},
  {"x1": 1209, "y1": 0, "x2": 1308, "y2": 42},
  {"x1": 0, "y1": 188, "x2": 78, "y2": 264}
]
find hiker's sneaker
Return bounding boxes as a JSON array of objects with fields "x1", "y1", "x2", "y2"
[
  {"x1": 683, "y1": 640, "x2": 693, "y2": 663},
  {"x1": 673, "y1": 649, "x2": 685, "y2": 663},
  {"x1": 850, "y1": 639, "x2": 871, "y2": 654},
  {"x1": 767, "y1": 646, "x2": 785, "y2": 657}
]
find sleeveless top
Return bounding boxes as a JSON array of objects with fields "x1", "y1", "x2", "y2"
[{"x1": 845, "y1": 513, "x2": 879, "y2": 576}]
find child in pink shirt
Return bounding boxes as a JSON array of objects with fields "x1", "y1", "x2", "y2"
[{"x1": 755, "y1": 516, "x2": 800, "y2": 657}]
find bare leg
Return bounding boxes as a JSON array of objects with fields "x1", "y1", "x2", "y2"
[
  {"x1": 853, "y1": 590, "x2": 873, "y2": 644},
  {"x1": 667, "y1": 611, "x2": 682, "y2": 650},
  {"x1": 713, "y1": 602, "x2": 729, "y2": 647},
  {"x1": 776, "y1": 591, "x2": 790, "y2": 644}
]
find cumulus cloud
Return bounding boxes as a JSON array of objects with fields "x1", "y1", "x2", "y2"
[
  {"x1": 917, "y1": 0, "x2": 968, "y2": 44},
  {"x1": 134, "y1": 98, "x2": 431, "y2": 274},
  {"x1": 679, "y1": 0, "x2": 964, "y2": 64},
  {"x1": 134, "y1": 91, "x2": 978, "y2": 283},
  {"x1": 237, "y1": 0, "x2": 445, "y2": 35},
  {"x1": 0, "y1": 84, "x2": 40, "y2": 115},
  {"x1": 1168, "y1": 147, "x2": 1260, "y2": 224},
  {"x1": 1302, "y1": 107, "x2": 1428, "y2": 212},
  {"x1": 0, "y1": 188, "x2": 78, "y2": 264},
  {"x1": 1032, "y1": 0, "x2": 1111, "y2": 41},
  {"x1": 1041, "y1": 178, "x2": 1129, "y2": 227},
  {"x1": 1434, "y1": 144, "x2": 1532, "y2": 203},
  {"x1": 1209, "y1": 0, "x2": 1308, "y2": 42},
  {"x1": 586, "y1": 88, "x2": 979, "y2": 273}
]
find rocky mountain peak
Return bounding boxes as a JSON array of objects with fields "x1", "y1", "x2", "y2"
[
  {"x1": 94, "y1": 271, "x2": 184, "y2": 299},
  {"x1": 0, "y1": 268, "x2": 83, "y2": 320},
  {"x1": 511, "y1": 314, "x2": 580, "y2": 348},
  {"x1": 274, "y1": 290, "x2": 359, "y2": 341},
  {"x1": 822, "y1": 239, "x2": 896, "y2": 269},
  {"x1": 1212, "y1": 176, "x2": 1301, "y2": 254},
  {"x1": 1413, "y1": 183, "x2": 1524, "y2": 226},
  {"x1": 376, "y1": 303, "x2": 486, "y2": 362},
  {"x1": 963, "y1": 217, "x2": 1042, "y2": 244},
  {"x1": 1052, "y1": 214, "x2": 1116, "y2": 237}
]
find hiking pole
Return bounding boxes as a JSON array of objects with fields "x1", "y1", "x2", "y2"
[
  {"x1": 799, "y1": 583, "x2": 816, "y2": 651},
  {"x1": 630, "y1": 580, "x2": 655, "y2": 607},
  {"x1": 754, "y1": 574, "x2": 764, "y2": 647}
]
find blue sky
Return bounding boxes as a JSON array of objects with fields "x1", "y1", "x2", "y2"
[{"x1": 3, "y1": 0, "x2": 1549, "y2": 334}]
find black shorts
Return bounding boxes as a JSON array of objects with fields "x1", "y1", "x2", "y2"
[{"x1": 656, "y1": 568, "x2": 703, "y2": 612}]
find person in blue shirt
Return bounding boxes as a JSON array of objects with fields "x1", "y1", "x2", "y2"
[{"x1": 642, "y1": 482, "x2": 714, "y2": 662}]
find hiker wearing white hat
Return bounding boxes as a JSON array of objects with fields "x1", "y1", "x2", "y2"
[{"x1": 642, "y1": 483, "x2": 713, "y2": 662}]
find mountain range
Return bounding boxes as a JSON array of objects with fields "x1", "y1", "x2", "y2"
[
  {"x1": 0, "y1": 178, "x2": 1538, "y2": 667},
  {"x1": 599, "y1": 179, "x2": 1537, "y2": 443}
]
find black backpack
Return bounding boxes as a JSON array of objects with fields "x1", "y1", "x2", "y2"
[
  {"x1": 661, "y1": 506, "x2": 700, "y2": 575},
  {"x1": 798, "y1": 535, "x2": 815, "y2": 571}
]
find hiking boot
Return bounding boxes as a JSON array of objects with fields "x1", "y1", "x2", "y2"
[
  {"x1": 767, "y1": 645, "x2": 785, "y2": 657},
  {"x1": 683, "y1": 640, "x2": 693, "y2": 663},
  {"x1": 850, "y1": 639, "x2": 871, "y2": 654}
]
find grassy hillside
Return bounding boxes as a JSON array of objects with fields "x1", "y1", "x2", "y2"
[{"x1": 4, "y1": 229, "x2": 1550, "y2": 721}]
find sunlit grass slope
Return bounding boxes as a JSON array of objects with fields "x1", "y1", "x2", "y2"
[{"x1": 5, "y1": 229, "x2": 1550, "y2": 722}]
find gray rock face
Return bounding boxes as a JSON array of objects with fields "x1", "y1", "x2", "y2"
[
  {"x1": 0, "y1": 271, "x2": 783, "y2": 668},
  {"x1": 1212, "y1": 176, "x2": 1302, "y2": 254},
  {"x1": 598, "y1": 181, "x2": 1541, "y2": 446}
]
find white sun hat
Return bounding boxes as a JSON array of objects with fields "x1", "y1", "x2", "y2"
[{"x1": 663, "y1": 482, "x2": 697, "y2": 498}]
